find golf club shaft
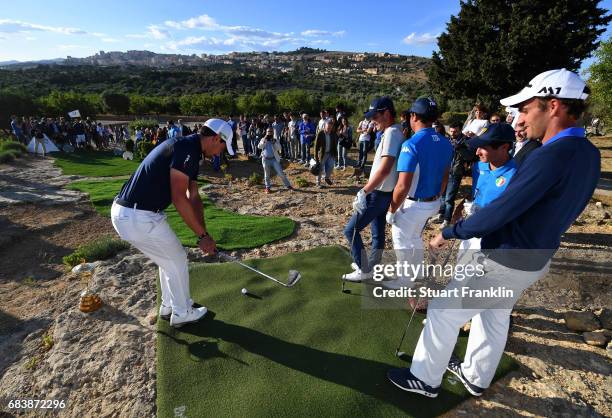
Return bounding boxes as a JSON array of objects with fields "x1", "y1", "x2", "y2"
[{"x1": 220, "y1": 252, "x2": 290, "y2": 287}]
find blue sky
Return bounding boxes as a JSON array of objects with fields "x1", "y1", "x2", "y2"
[{"x1": 0, "y1": 0, "x2": 609, "y2": 65}]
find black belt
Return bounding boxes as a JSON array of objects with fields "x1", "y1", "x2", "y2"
[
  {"x1": 408, "y1": 195, "x2": 439, "y2": 202},
  {"x1": 114, "y1": 197, "x2": 162, "y2": 213}
]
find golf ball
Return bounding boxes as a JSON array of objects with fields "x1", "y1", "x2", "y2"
[{"x1": 241, "y1": 288, "x2": 248, "y2": 295}]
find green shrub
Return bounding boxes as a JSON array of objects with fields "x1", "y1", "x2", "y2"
[
  {"x1": 0, "y1": 150, "x2": 18, "y2": 163},
  {"x1": 0, "y1": 141, "x2": 27, "y2": 154},
  {"x1": 62, "y1": 236, "x2": 130, "y2": 268},
  {"x1": 128, "y1": 119, "x2": 159, "y2": 133},
  {"x1": 295, "y1": 176, "x2": 309, "y2": 187},
  {"x1": 136, "y1": 141, "x2": 155, "y2": 159},
  {"x1": 247, "y1": 172, "x2": 263, "y2": 186},
  {"x1": 441, "y1": 111, "x2": 468, "y2": 127}
]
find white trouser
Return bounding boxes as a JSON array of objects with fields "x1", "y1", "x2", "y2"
[
  {"x1": 110, "y1": 202, "x2": 191, "y2": 316},
  {"x1": 410, "y1": 252, "x2": 550, "y2": 388},
  {"x1": 391, "y1": 199, "x2": 440, "y2": 284}
]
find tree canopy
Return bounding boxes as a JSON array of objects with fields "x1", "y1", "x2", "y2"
[
  {"x1": 428, "y1": 0, "x2": 611, "y2": 110},
  {"x1": 586, "y1": 38, "x2": 612, "y2": 125}
]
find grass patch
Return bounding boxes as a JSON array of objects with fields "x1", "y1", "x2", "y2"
[
  {"x1": 294, "y1": 176, "x2": 309, "y2": 187},
  {"x1": 53, "y1": 151, "x2": 141, "y2": 177},
  {"x1": 62, "y1": 236, "x2": 130, "y2": 268},
  {"x1": 157, "y1": 246, "x2": 517, "y2": 417},
  {"x1": 68, "y1": 179, "x2": 295, "y2": 249}
]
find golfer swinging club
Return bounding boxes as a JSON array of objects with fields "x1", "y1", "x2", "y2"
[
  {"x1": 387, "y1": 69, "x2": 600, "y2": 398},
  {"x1": 111, "y1": 119, "x2": 234, "y2": 328}
]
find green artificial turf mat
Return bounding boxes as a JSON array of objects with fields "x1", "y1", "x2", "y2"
[
  {"x1": 53, "y1": 151, "x2": 141, "y2": 176},
  {"x1": 68, "y1": 179, "x2": 295, "y2": 249},
  {"x1": 157, "y1": 246, "x2": 518, "y2": 417}
]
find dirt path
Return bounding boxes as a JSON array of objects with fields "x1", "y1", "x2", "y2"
[{"x1": 0, "y1": 151, "x2": 610, "y2": 417}]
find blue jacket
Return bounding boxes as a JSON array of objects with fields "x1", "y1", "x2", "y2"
[
  {"x1": 299, "y1": 121, "x2": 316, "y2": 145},
  {"x1": 443, "y1": 128, "x2": 600, "y2": 270}
]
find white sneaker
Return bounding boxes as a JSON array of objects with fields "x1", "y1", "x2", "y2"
[
  {"x1": 160, "y1": 298, "x2": 194, "y2": 321},
  {"x1": 342, "y1": 268, "x2": 373, "y2": 282},
  {"x1": 170, "y1": 306, "x2": 208, "y2": 328}
]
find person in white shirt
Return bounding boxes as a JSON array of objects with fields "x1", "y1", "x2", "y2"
[{"x1": 462, "y1": 105, "x2": 489, "y2": 137}]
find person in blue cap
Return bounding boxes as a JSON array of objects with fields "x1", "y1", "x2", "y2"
[
  {"x1": 458, "y1": 123, "x2": 517, "y2": 255},
  {"x1": 384, "y1": 97, "x2": 453, "y2": 289},
  {"x1": 387, "y1": 69, "x2": 600, "y2": 399}
]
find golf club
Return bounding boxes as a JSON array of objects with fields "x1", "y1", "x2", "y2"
[{"x1": 218, "y1": 252, "x2": 302, "y2": 288}]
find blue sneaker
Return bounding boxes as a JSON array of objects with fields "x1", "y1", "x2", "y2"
[
  {"x1": 387, "y1": 368, "x2": 440, "y2": 398},
  {"x1": 446, "y1": 356, "x2": 485, "y2": 396}
]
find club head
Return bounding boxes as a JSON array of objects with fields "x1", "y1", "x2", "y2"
[
  {"x1": 287, "y1": 270, "x2": 301, "y2": 287},
  {"x1": 395, "y1": 350, "x2": 406, "y2": 358}
]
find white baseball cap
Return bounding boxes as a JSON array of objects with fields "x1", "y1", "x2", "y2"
[
  {"x1": 500, "y1": 68, "x2": 589, "y2": 107},
  {"x1": 204, "y1": 118, "x2": 235, "y2": 155}
]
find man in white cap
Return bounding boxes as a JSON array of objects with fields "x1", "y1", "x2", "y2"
[
  {"x1": 111, "y1": 118, "x2": 234, "y2": 328},
  {"x1": 388, "y1": 69, "x2": 600, "y2": 398}
]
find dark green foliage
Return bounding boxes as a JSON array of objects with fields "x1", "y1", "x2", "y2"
[
  {"x1": 586, "y1": 38, "x2": 612, "y2": 125},
  {"x1": 428, "y1": 0, "x2": 611, "y2": 110},
  {"x1": 0, "y1": 141, "x2": 27, "y2": 154},
  {"x1": 136, "y1": 141, "x2": 155, "y2": 159},
  {"x1": 441, "y1": 112, "x2": 469, "y2": 126},
  {"x1": 62, "y1": 236, "x2": 130, "y2": 268},
  {"x1": 101, "y1": 92, "x2": 131, "y2": 114}
]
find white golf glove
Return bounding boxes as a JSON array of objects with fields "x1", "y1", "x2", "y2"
[
  {"x1": 386, "y1": 211, "x2": 397, "y2": 226},
  {"x1": 352, "y1": 189, "x2": 368, "y2": 214}
]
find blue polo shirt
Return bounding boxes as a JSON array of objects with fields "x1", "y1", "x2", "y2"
[
  {"x1": 472, "y1": 159, "x2": 517, "y2": 209},
  {"x1": 397, "y1": 127, "x2": 453, "y2": 199},
  {"x1": 117, "y1": 134, "x2": 202, "y2": 212},
  {"x1": 443, "y1": 128, "x2": 600, "y2": 270}
]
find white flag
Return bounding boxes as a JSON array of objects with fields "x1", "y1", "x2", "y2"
[{"x1": 68, "y1": 109, "x2": 81, "y2": 118}]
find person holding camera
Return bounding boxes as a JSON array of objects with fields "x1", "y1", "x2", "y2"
[{"x1": 258, "y1": 127, "x2": 293, "y2": 193}]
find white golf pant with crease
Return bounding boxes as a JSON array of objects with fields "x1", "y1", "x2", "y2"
[
  {"x1": 391, "y1": 199, "x2": 440, "y2": 284},
  {"x1": 110, "y1": 202, "x2": 191, "y2": 316},
  {"x1": 410, "y1": 253, "x2": 550, "y2": 389}
]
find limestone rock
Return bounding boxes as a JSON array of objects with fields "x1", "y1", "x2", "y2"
[
  {"x1": 597, "y1": 308, "x2": 612, "y2": 329},
  {"x1": 564, "y1": 311, "x2": 600, "y2": 332},
  {"x1": 583, "y1": 331, "x2": 608, "y2": 347}
]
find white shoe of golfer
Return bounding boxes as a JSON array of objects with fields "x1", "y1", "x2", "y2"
[
  {"x1": 342, "y1": 268, "x2": 373, "y2": 282},
  {"x1": 160, "y1": 298, "x2": 194, "y2": 321},
  {"x1": 170, "y1": 306, "x2": 207, "y2": 328}
]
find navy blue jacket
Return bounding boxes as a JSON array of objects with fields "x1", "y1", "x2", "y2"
[{"x1": 442, "y1": 128, "x2": 600, "y2": 270}]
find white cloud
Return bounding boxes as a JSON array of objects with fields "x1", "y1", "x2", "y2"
[
  {"x1": 58, "y1": 44, "x2": 90, "y2": 50},
  {"x1": 301, "y1": 29, "x2": 345, "y2": 37},
  {"x1": 147, "y1": 25, "x2": 170, "y2": 40},
  {"x1": 101, "y1": 37, "x2": 120, "y2": 43},
  {"x1": 165, "y1": 14, "x2": 219, "y2": 30},
  {"x1": 0, "y1": 19, "x2": 86, "y2": 35},
  {"x1": 310, "y1": 39, "x2": 331, "y2": 45},
  {"x1": 402, "y1": 32, "x2": 438, "y2": 45}
]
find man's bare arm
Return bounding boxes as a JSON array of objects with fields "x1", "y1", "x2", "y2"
[
  {"x1": 390, "y1": 171, "x2": 414, "y2": 213},
  {"x1": 170, "y1": 168, "x2": 206, "y2": 236}
]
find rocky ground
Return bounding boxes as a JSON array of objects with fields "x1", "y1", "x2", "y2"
[{"x1": 0, "y1": 141, "x2": 610, "y2": 417}]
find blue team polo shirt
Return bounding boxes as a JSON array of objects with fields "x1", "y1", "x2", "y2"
[
  {"x1": 397, "y1": 127, "x2": 453, "y2": 199},
  {"x1": 117, "y1": 134, "x2": 202, "y2": 212},
  {"x1": 472, "y1": 159, "x2": 517, "y2": 209}
]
